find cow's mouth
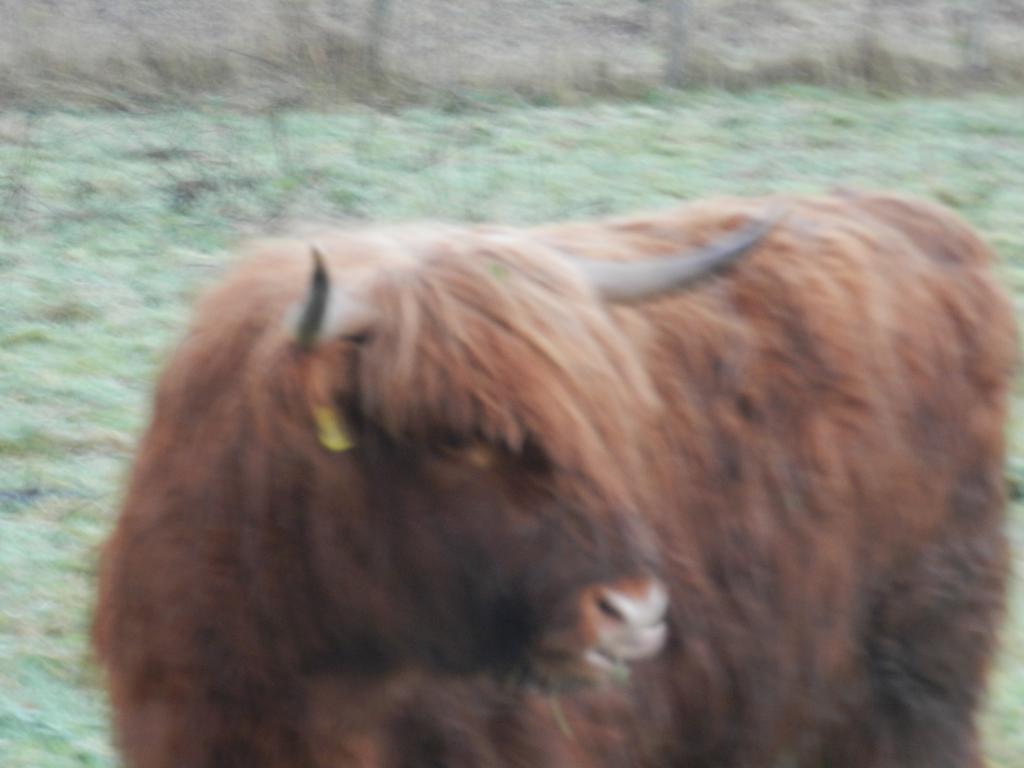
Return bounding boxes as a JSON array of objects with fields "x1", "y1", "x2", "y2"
[
  {"x1": 517, "y1": 578, "x2": 669, "y2": 693},
  {"x1": 584, "y1": 616, "x2": 667, "y2": 676},
  {"x1": 584, "y1": 580, "x2": 668, "y2": 673}
]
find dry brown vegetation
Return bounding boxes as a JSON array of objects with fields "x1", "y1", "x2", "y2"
[{"x1": 2, "y1": 0, "x2": 1023, "y2": 109}]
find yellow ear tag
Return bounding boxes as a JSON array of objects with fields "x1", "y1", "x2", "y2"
[{"x1": 313, "y1": 405, "x2": 354, "y2": 452}]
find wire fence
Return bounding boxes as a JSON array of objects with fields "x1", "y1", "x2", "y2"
[{"x1": 1, "y1": 0, "x2": 1022, "y2": 108}]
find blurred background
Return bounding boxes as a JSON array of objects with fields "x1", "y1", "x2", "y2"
[
  {"x1": 2, "y1": 0, "x2": 1024, "y2": 105},
  {"x1": 0, "y1": 1, "x2": 1022, "y2": 766}
]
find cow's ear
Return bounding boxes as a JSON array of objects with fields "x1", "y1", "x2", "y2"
[
  {"x1": 289, "y1": 246, "x2": 377, "y2": 346},
  {"x1": 297, "y1": 343, "x2": 360, "y2": 453}
]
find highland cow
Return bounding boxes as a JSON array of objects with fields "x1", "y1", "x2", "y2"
[{"x1": 94, "y1": 191, "x2": 1018, "y2": 768}]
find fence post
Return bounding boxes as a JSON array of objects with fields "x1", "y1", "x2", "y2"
[
  {"x1": 366, "y1": 0, "x2": 395, "y2": 84},
  {"x1": 665, "y1": 0, "x2": 690, "y2": 88},
  {"x1": 959, "y1": 0, "x2": 990, "y2": 78}
]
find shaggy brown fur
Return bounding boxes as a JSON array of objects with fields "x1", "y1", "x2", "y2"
[{"x1": 94, "y1": 191, "x2": 1018, "y2": 768}]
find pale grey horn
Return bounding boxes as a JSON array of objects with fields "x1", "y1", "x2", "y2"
[
  {"x1": 577, "y1": 205, "x2": 788, "y2": 303},
  {"x1": 293, "y1": 246, "x2": 377, "y2": 346}
]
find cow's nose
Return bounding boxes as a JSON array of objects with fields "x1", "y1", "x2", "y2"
[{"x1": 583, "y1": 578, "x2": 668, "y2": 673}]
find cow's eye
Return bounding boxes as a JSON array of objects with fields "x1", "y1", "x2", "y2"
[
  {"x1": 433, "y1": 431, "x2": 497, "y2": 468},
  {"x1": 435, "y1": 431, "x2": 470, "y2": 453}
]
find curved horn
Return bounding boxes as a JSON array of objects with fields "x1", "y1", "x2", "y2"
[
  {"x1": 577, "y1": 205, "x2": 788, "y2": 303},
  {"x1": 293, "y1": 246, "x2": 377, "y2": 347}
]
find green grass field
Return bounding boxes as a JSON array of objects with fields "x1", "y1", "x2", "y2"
[{"x1": 1, "y1": 88, "x2": 1022, "y2": 766}]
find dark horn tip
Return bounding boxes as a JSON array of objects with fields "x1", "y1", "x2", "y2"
[
  {"x1": 310, "y1": 245, "x2": 328, "y2": 285},
  {"x1": 296, "y1": 244, "x2": 331, "y2": 348}
]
